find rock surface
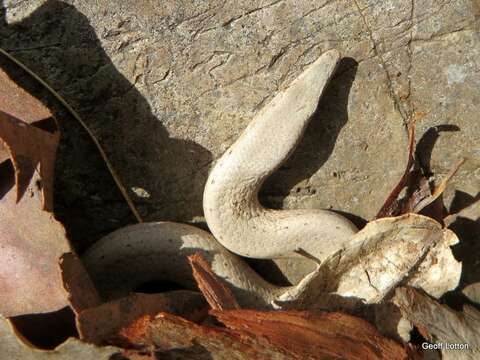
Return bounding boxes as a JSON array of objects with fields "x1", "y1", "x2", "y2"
[{"x1": 0, "y1": 0, "x2": 478, "y2": 255}]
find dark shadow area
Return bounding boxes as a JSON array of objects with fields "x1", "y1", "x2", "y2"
[
  {"x1": 450, "y1": 215, "x2": 480, "y2": 285},
  {"x1": 245, "y1": 258, "x2": 291, "y2": 286},
  {"x1": 450, "y1": 190, "x2": 480, "y2": 214},
  {"x1": 441, "y1": 192, "x2": 480, "y2": 310},
  {"x1": 443, "y1": 190, "x2": 480, "y2": 312},
  {"x1": 409, "y1": 128, "x2": 480, "y2": 310},
  {"x1": 134, "y1": 280, "x2": 185, "y2": 294},
  {"x1": 155, "y1": 343, "x2": 215, "y2": 360},
  {"x1": 259, "y1": 57, "x2": 359, "y2": 211},
  {"x1": 332, "y1": 209, "x2": 368, "y2": 229},
  {"x1": 0, "y1": 159, "x2": 14, "y2": 199},
  {"x1": 10, "y1": 307, "x2": 77, "y2": 349},
  {"x1": 0, "y1": 0, "x2": 212, "y2": 253},
  {"x1": 416, "y1": 124, "x2": 460, "y2": 176}
]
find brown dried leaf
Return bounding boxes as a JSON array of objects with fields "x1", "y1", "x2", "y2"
[
  {"x1": 60, "y1": 253, "x2": 102, "y2": 314},
  {"x1": 401, "y1": 175, "x2": 431, "y2": 214},
  {"x1": 0, "y1": 314, "x2": 120, "y2": 359},
  {"x1": 0, "y1": 68, "x2": 54, "y2": 164},
  {"x1": 393, "y1": 287, "x2": 480, "y2": 359},
  {"x1": 0, "y1": 111, "x2": 58, "y2": 210},
  {"x1": 0, "y1": 112, "x2": 71, "y2": 316},
  {"x1": 412, "y1": 158, "x2": 465, "y2": 214},
  {"x1": 376, "y1": 120, "x2": 416, "y2": 218},
  {"x1": 78, "y1": 291, "x2": 207, "y2": 346},
  {"x1": 376, "y1": 118, "x2": 463, "y2": 223},
  {"x1": 284, "y1": 214, "x2": 461, "y2": 310},
  {"x1": 212, "y1": 310, "x2": 416, "y2": 360},
  {"x1": 188, "y1": 253, "x2": 240, "y2": 311}
]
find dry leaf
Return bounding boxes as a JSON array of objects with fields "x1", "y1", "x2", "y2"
[
  {"x1": 376, "y1": 119, "x2": 463, "y2": 223},
  {"x1": 0, "y1": 68, "x2": 54, "y2": 165},
  {"x1": 78, "y1": 291, "x2": 207, "y2": 346},
  {"x1": 0, "y1": 104, "x2": 71, "y2": 316},
  {"x1": 412, "y1": 158, "x2": 465, "y2": 214},
  {"x1": 0, "y1": 314, "x2": 120, "y2": 359},
  {"x1": 376, "y1": 120, "x2": 416, "y2": 218},
  {"x1": 284, "y1": 214, "x2": 461, "y2": 309},
  {"x1": 0, "y1": 109, "x2": 59, "y2": 209},
  {"x1": 188, "y1": 253, "x2": 240, "y2": 311},
  {"x1": 60, "y1": 253, "x2": 102, "y2": 314},
  {"x1": 401, "y1": 175, "x2": 432, "y2": 215},
  {"x1": 393, "y1": 287, "x2": 480, "y2": 360}
]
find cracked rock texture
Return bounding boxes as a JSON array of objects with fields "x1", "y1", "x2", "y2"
[{"x1": 0, "y1": 0, "x2": 478, "y2": 253}]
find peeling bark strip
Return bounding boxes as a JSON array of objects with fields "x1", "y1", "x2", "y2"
[
  {"x1": 78, "y1": 291, "x2": 207, "y2": 346},
  {"x1": 203, "y1": 50, "x2": 357, "y2": 262},
  {"x1": 0, "y1": 69, "x2": 52, "y2": 125},
  {"x1": 212, "y1": 310, "x2": 417, "y2": 360},
  {"x1": 188, "y1": 253, "x2": 240, "y2": 310},
  {"x1": 120, "y1": 310, "x2": 415, "y2": 359}
]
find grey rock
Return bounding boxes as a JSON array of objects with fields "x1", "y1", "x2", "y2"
[{"x1": 0, "y1": 0, "x2": 478, "y2": 256}]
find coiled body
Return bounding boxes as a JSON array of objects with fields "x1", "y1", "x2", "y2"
[{"x1": 82, "y1": 222, "x2": 316, "y2": 309}]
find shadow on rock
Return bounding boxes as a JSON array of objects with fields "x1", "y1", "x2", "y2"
[
  {"x1": 259, "y1": 57, "x2": 359, "y2": 210},
  {"x1": 0, "y1": 0, "x2": 212, "y2": 252},
  {"x1": 251, "y1": 58, "x2": 359, "y2": 285}
]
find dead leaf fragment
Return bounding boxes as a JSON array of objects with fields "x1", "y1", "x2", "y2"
[
  {"x1": 0, "y1": 112, "x2": 71, "y2": 316},
  {"x1": 286, "y1": 214, "x2": 461, "y2": 310},
  {"x1": 0, "y1": 110, "x2": 59, "y2": 210},
  {"x1": 0, "y1": 314, "x2": 120, "y2": 359},
  {"x1": 393, "y1": 287, "x2": 480, "y2": 360},
  {"x1": 59, "y1": 253, "x2": 102, "y2": 314},
  {"x1": 0, "y1": 68, "x2": 52, "y2": 123},
  {"x1": 188, "y1": 253, "x2": 240, "y2": 311},
  {"x1": 412, "y1": 158, "x2": 465, "y2": 214},
  {"x1": 406, "y1": 227, "x2": 461, "y2": 298},
  {"x1": 376, "y1": 120, "x2": 464, "y2": 223},
  {"x1": 0, "y1": 68, "x2": 54, "y2": 165},
  {"x1": 376, "y1": 119, "x2": 416, "y2": 218},
  {"x1": 78, "y1": 291, "x2": 207, "y2": 346}
]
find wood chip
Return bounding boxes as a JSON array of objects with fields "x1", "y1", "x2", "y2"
[{"x1": 188, "y1": 253, "x2": 240, "y2": 311}]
